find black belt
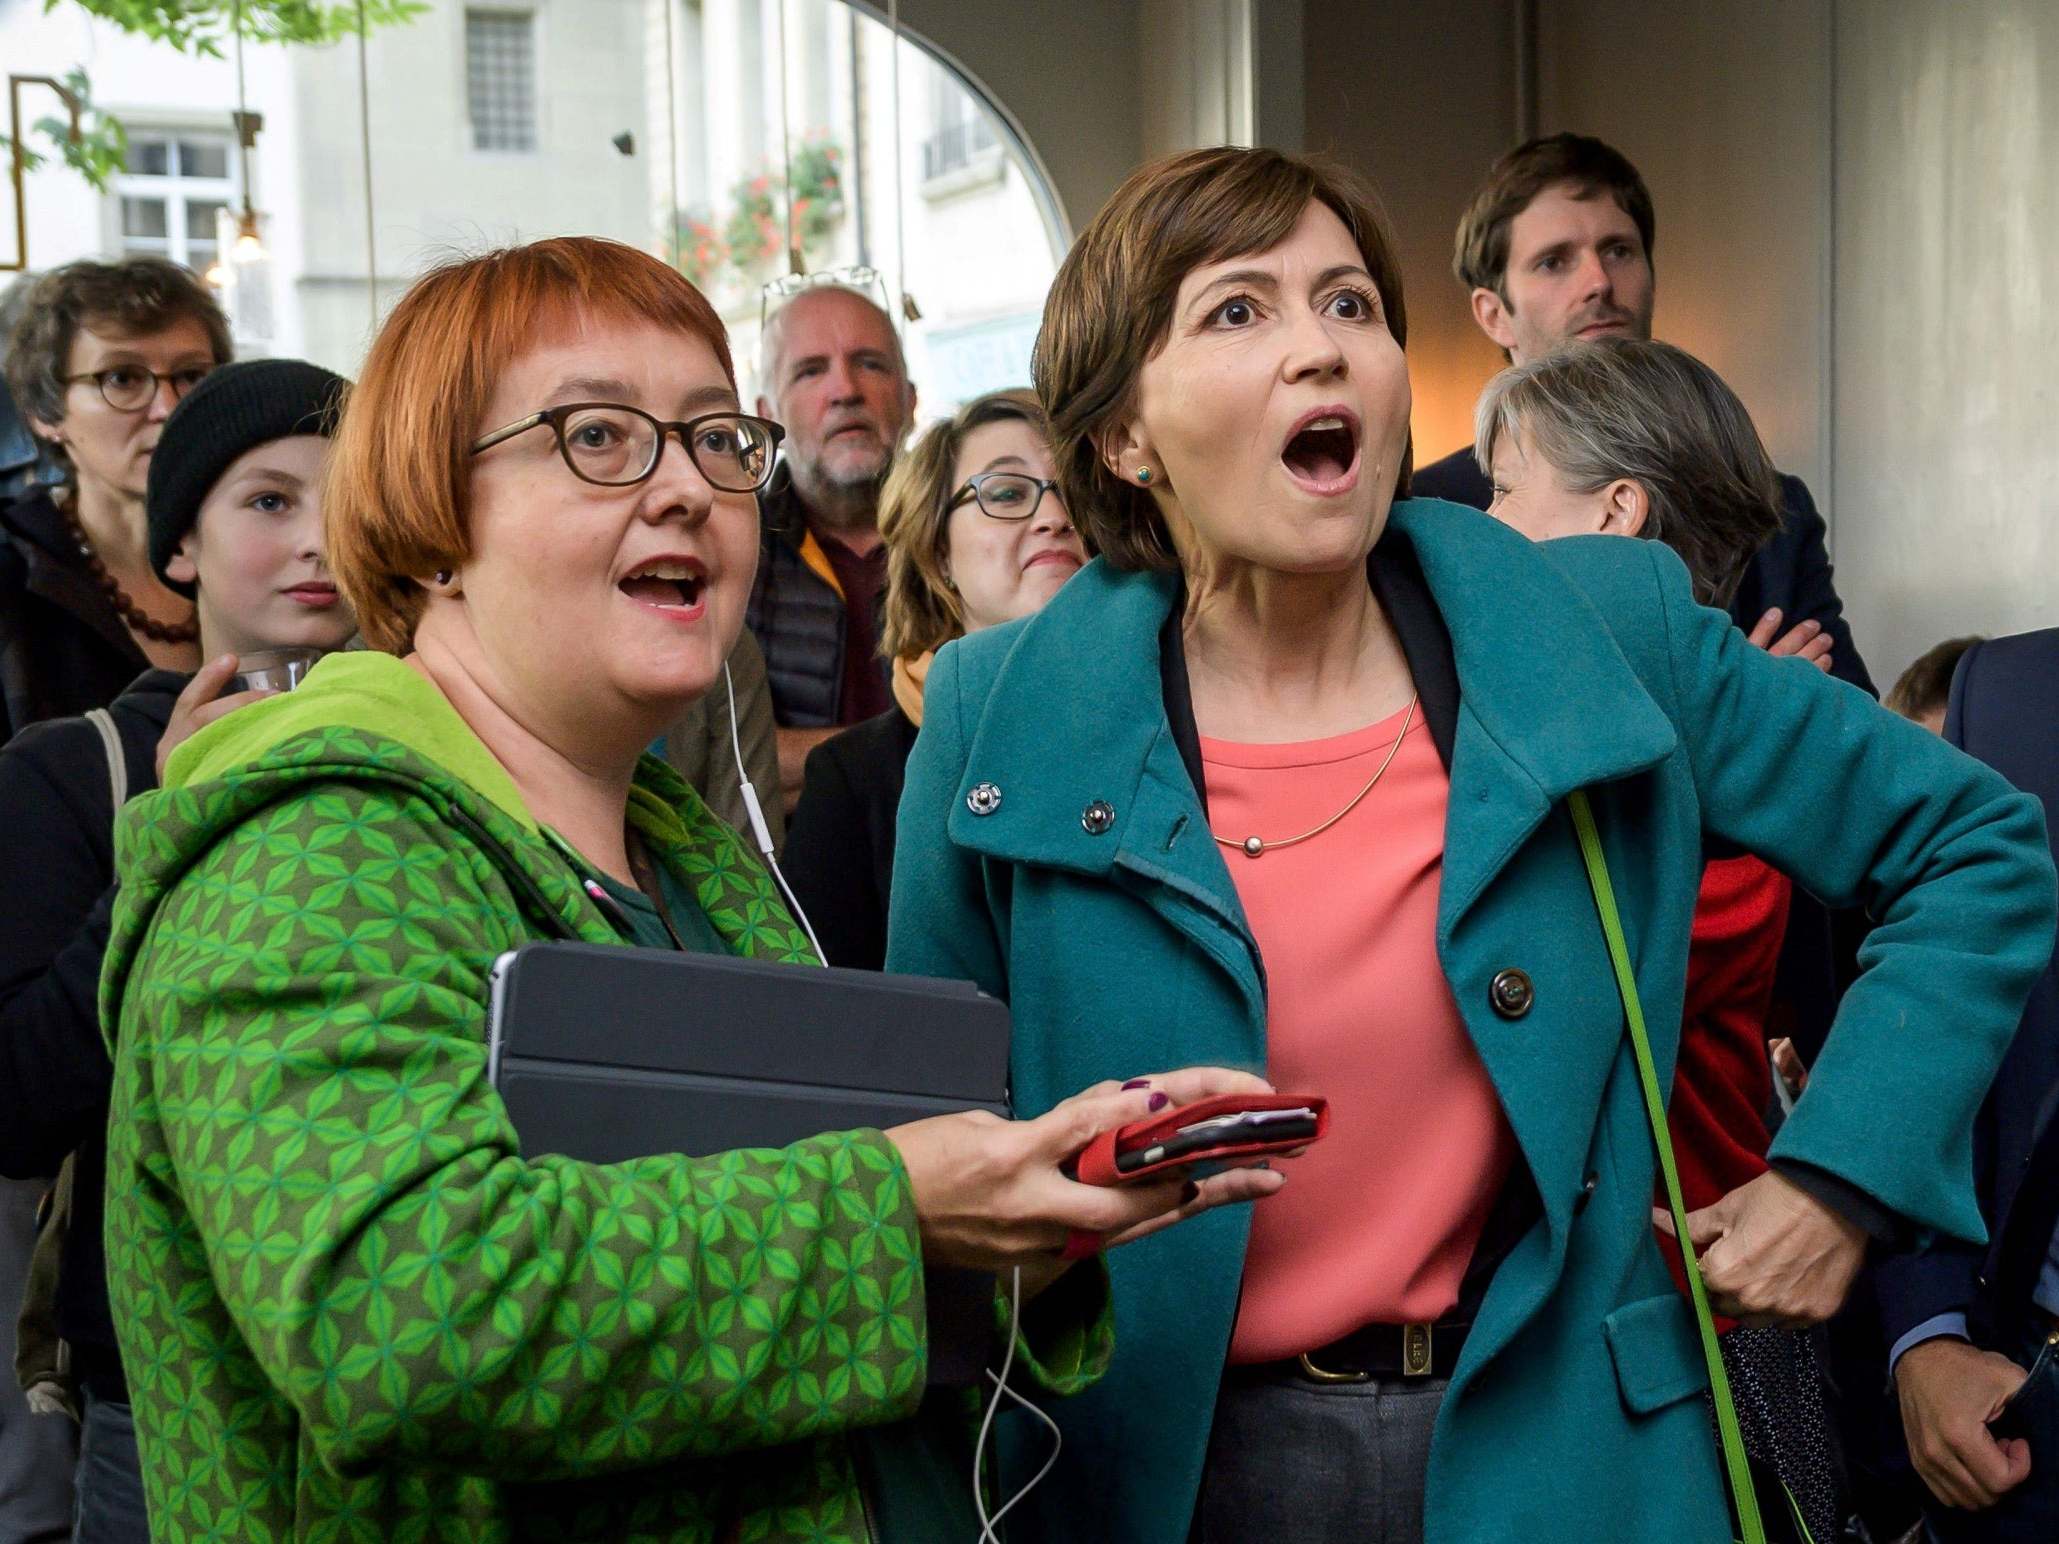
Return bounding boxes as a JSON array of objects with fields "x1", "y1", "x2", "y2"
[{"x1": 1240, "y1": 1318, "x2": 1472, "y2": 1385}]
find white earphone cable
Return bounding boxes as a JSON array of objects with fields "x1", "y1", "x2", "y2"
[
  {"x1": 723, "y1": 661, "x2": 827, "y2": 966},
  {"x1": 975, "y1": 1266, "x2": 1063, "y2": 1542}
]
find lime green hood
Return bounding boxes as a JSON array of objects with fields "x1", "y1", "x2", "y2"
[
  {"x1": 167, "y1": 651, "x2": 536, "y2": 827},
  {"x1": 105, "y1": 650, "x2": 817, "y2": 1056}
]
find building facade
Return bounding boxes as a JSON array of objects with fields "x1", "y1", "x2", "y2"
[{"x1": 2, "y1": 0, "x2": 1063, "y2": 419}]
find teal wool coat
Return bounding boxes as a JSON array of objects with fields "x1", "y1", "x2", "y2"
[{"x1": 884, "y1": 500, "x2": 2058, "y2": 1544}]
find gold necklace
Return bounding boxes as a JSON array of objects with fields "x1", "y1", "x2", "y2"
[{"x1": 1213, "y1": 694, "x2": 1419, "y2": 859}]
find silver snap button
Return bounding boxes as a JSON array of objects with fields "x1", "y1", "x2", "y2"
[
  {"x1": 966, "y1": 782, "x2": 1003, "y2": 817},
  {"x1": 1081, "y1": 800, "x2": 1115, "y2": 835}
]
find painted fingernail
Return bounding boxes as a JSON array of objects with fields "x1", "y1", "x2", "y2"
[
  {"x1": 1121, "y1": 1078, "x2": 1151, "y2": 1090},
  {"x1": 1148, "y1": 1092, "x2": 1170, "y2": 1111}
]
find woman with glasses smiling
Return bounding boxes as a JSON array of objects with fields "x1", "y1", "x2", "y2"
[
  {"x1": 1, "y1": 257, "x2": 230, "y2": 742},
  {"x1": 784, "y1": 388, "x2": 1087, "y2": 969},
  {"x1": 96, "y1": 238, "x2": 1274, "y2": 1544}
]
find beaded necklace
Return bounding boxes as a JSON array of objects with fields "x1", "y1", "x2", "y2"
[{"x1": 58, "y1": 491, "x2": 199, "y2": 646}]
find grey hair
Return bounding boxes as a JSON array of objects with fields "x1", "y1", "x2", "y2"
[
  {"x1": 756, "y1": 282, "x2": 908, "y2": 399},
  {"x1": 1473, "y1": 336, "x2": 1783, "y2": 608}
]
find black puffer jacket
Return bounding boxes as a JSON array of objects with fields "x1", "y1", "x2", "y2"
[
  {"x1": 0, "y1": 668, "x2": 181, "y2": 1393},
  {"x1": 0, "y1": 486, "x2": 150, "y2": 746},
  {"x1": 744, "y1": 468, "x2": 886, "y2": 727}
]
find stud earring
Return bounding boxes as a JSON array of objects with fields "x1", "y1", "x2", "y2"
[{"x1": 1135, "y1": 467, "x2": 1153, "y2": 485}]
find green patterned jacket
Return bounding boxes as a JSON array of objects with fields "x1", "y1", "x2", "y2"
[{"x1": 100, "y1": 652, "x2": 1110, "y2": 1543}]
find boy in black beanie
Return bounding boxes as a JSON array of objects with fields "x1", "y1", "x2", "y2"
[{"x1": 0, "y1": 357, "x2": 352, "y2": 1541}]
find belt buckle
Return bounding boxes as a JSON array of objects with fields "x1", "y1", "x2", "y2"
[
  {"x1": 1402, "y1": 1322, "x2": 1434, "y2": 1379},
  {"x1": 1296, "y1": 1350, "x2": 1371, "y2": 1385}
]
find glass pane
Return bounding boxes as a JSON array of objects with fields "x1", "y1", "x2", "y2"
[
  {"x1": 177, "y1": 140, "x2": 231, "y2": 180},
  {"x1": 187, "y1": 200, "x2": 229, "y2": 239},
  {"x1": 121, "y1": 197, "x2": 169, "y2": 239},
  {"x1": 188, "y1": 243, "x2": 219, "y2": 272},
  {"x1": 124, "y1": 139, "x2": 170, "y2": 176},
  {"x1": 466, "y1": 10, "x2": 537, "y2": 152}
]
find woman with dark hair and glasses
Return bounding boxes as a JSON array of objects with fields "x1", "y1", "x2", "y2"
[
  {"x1": 99, "y1": 240, "x2": 1272, "y2": 1544},
  {"x1": 1, "y1": 257, "x2": 231, "y2": 742},
  {"x1": 783, "y1": 388, "x2": 1086, "y2": 969}
]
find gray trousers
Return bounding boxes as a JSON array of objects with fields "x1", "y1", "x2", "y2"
[
  {"x1": 1192, "y1": 1365, "x2": 1449, "y2": 1544},
  {"x1": 0, "y1": 1177, "x2": 75, "y2": 1544}
]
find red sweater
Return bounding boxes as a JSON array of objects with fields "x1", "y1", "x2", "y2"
[{"x1": 1659, "y1": 854, "x2": 1791, "y2": 1322}]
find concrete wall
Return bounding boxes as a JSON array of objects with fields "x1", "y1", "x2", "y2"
[
  {"x1": 1830, "y1": 0, "x2": 2059, "y2": 676},
  {"x1": 1299, "y1": 0, "x2": 1517, "y2": 469},
  {"x1": 1535, "y1": 1, "x2": 1833, "y2": 497},
  {"x1": 291, "y1": 0, "x2": 652, "y2": 370}
]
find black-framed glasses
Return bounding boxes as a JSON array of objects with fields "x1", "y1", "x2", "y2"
[
  {"x1": 470, "y1": 403, "x2": 786, "y2": 492},
  {"x1": 948, "y1": 471, "x2": 1063, "y2": 521},
  {"x1": 62, "y1": 364, "x2": 213, "y2": 412}
]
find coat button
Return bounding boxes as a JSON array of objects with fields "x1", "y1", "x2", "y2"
[
  {"x1": 1081, "y1": 800, "x2": 1115, "y2": 835},
  {"x1": 966, "y1": 782, "x2": 1002, "y2": 817},
  {"x1": 1489, "y1": 968, "x2": 1534, "y2": 1019}
]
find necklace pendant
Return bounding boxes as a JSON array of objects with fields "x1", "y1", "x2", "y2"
[{"x1": 1242, "y1": 835, "x2": 1265, "y2": 858}]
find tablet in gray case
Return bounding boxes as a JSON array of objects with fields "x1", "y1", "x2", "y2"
[{"x1": 486, "y1": 941, "x2": 1011, "y2": 1386}]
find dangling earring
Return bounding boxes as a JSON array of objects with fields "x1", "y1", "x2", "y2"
[{"x1": 1135, "y1": 467, "x2": 1153, "y2": 485}]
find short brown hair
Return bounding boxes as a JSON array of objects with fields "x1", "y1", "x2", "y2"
[
  {"x1": 876, "y1": 389, "x2": 1048, "y2": 661},
  {"x1": 2, "y1": 256, "x2": 231, "y2": 451},
  {"x1": 1474, "y1": 337, "x2": 1781, "y2": 609},
  {"x1": 1886, "y1": 636, "x2": 1983, "y2": 723},
  {"x1": 1035, "y1": 146, "x2": 1410, "y2": 572},
  {"x1": 324, "y1": 237, "x2": 735, "y2": 652},
  {"x1": 1453, "y1": 133, "x2": 1655, "y2": 300}
]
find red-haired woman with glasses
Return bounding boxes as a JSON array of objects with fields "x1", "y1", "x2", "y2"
[{"x1": 96, "y1": 236, "x2": 1275, "y2": 1544}]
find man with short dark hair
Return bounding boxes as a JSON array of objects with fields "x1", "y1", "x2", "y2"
[
  {"x1": 1414, "y1": 133, "x2": 1874, "y2": 698},
  {"x1": 745, "y1": 283, "x2": 917, "y2": 809}
]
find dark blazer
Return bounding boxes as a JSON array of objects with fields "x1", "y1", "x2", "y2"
[
  {"x1": 780, "y1": 703, "x2": 919, "y2": 970},
  {"x1": 1875, "y1": 628, "x2": 2059, "y2": 1352},
  {"x1": 1411, "y1": 449, "x2": 1876, "y2": 698}
]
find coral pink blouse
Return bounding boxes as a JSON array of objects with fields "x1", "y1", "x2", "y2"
[{"x1": 1201, "y1": 706, "x2": 1516, "y2": 1364}]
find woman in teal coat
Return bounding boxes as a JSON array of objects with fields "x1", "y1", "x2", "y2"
[{"x1": 884, "y1": 148, "x2": 2057, "y2": 1543}]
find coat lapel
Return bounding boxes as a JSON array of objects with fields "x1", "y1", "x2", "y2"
[
  {"x1": 1387, "y1": 501, "x2": 1680, "y2": 934},
  {"x1": 948, "y1": 562, "x2": 1267, "y2": 1023}
]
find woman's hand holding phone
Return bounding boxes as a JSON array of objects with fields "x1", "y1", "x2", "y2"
[{"x1": 886, "y1": 1066, "x2": 1289, "y2": 1296}]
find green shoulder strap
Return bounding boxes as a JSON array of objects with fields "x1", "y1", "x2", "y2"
[{"x1": 1566, "y1": 790, "x2": 1767, "y2": 1544}]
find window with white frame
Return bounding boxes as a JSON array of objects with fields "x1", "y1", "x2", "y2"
[
  {"x1": 466, "y1": 9, "x2": 538, "y2": 152},
  {"x1": 921, "y1": 72, "x2": 997, "y2": 183},
  {"x1": 114, "y1": 133, "x2": 235, "y2": 275}
]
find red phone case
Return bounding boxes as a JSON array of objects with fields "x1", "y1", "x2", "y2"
[{"x1": 1072, "y1": 1093, "x2": 1329, "y2": 1186}]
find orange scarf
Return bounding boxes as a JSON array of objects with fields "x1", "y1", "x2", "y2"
[{"x1": 892, "y1": 651, "x2": 932, "y2": 728}]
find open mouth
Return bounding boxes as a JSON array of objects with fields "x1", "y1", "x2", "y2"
[
  {"x1": 618, "y1": 557, "x2": 708, "y2": 614},
  {"x1": 1280, "y1": 411, "x2": 1361, "y2": 493}
]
